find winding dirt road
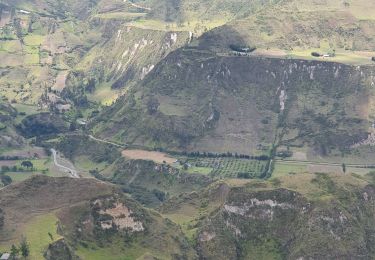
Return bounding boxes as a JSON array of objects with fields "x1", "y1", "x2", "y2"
[
  {"x1": 88, "y1": 135, "x2": 125, "y2": 148},
  {"x1": 50, "y1": 149, "x2": 79, "y2": 178}
]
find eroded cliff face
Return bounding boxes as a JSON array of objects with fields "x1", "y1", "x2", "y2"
[
  {"x1": 97, "y1": 48, "x2": 375, "y2": 155},
  {"x1": 75, "y1": 23, "x2": 190, "y2": 91},
  {"x1": 197, "y1": 185, "x2": 375, "y2": 259}
]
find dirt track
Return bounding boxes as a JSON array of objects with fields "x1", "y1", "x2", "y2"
[{"x1": 51, "y1": 149, "x2": 79, "y2": 178}]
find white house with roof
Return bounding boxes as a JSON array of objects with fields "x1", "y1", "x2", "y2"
[{"x1": 0, "y1": 253, "x2": 10, "y2": 260}]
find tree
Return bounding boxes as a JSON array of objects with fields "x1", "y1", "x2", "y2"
[
  {"x1": 21, "y1": 161, "x2": 33, "y2": 169},
  {"x1": 146, "y1": 97, "x2": 160, "y2": 115},
  {"x1": 311, "y1": 52, "x2": 321, "y2": 57},
  {"x1": 19, "y1": 236, "x2": 30, "y2": 258},
  {"x1": 10, "y1": 244, "x2": 19, "y2": 258},
  {"x1": 0, "y1": 209, "x2": 4, "y2": 229},
  {"x1": 342, "y1": 163, "x2": 346, "y2": 173},
  {"x1": 69, "y1": 121, "x2": 77, "y2": 131},
  {"x1": 1, "y1": 165, "x2": 9, "y2": 173},
  {"x1": 1, "y1": 175, "x2": 12, "y2": 186}
]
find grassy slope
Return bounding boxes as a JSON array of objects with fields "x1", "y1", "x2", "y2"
[
  {"x1": 0, "y1": 213, "x2": 62, "y2": 260},
  {"x1": 2, "y1": 0, "x2": 375, "y2": 109},
  {"x1": 204, "y1": 0, "x2": 375, "y2": 63},
  {"x1": 0, "y1": 0, "x2": 281, "y2": 106},
  {"x1": 94, "y1": 46, "x2": 374, "y2": 160},
  {"x1": 0, "y1": 175, "x2": 196, "y2": 259},
  {"x1": 0, "y1": 176, "x2": 114, "y2": 256}
]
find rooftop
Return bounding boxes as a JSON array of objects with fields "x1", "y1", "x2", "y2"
[{"x1": 0, "y1": 253, "x2": 10, "y2": 260}]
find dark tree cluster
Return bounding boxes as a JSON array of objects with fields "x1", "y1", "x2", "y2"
[
  {"x1": 229, "y1": 44, "x2": 256, "y2": 53},
  {"x1": 8, "y1": 237, "x2": 30, "y2": 259},
  {"x1": 175, "y1": 151, "x2": 270, "y2": 160},
  {"x1": 0, "y1": 155, "x2": 24, "y2": 160},
  {"x1": 276, "y1": 150, "x2": 293, "y2": 158},
  {"x1": 311, "y1": 52, "x2": 321, "y2": 57},
  {"x1": 0, "y1": 208, "x2": 4, "y2": 229}
]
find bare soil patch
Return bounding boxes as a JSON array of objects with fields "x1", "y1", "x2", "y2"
[
  {"x1": 0, "y1": 161, "x2": 17, "y2": 167},
  {"x1": 292, "y1": 151, "x2": 307, "y2": 161},
  {"x1": 307, "y1": 164, "x2": 343, "y2": 174},
  {"x1": 253, "y1": 48, "x2": 288, "y2": 57},
  {"x1": 98, "y1": 202, "x2": 144, "y2": 231},
  {"x1": 122, "y1": 149, "x2": 176, "y2": 164},
  {"x1": 52, "y1": 71, "x2": 68, "y2": 92}
]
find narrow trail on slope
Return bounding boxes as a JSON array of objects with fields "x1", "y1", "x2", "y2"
[
  {"x1": 88, "y1": 135, "x2": 126, "y2": 148},
  {"x1": 128, "y1": 164, "x2": 141, "y2": 185},
  {"x1": 124, "y1": 0, "x2": 151, "y2": 11}
]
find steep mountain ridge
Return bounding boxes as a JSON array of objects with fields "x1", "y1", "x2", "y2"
[
  {"x1": 94, "y1": 47, "x2": 375, "y2": 156},
  {"x1": 0, "y1": 0, "x2": 285, "y2": 106},
  {"x1": 206, "y1": 0, "x2": 375, "y2": 51}
]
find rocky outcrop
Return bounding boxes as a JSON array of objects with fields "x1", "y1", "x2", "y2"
[
  {"x1": 197, "y1": 185, "x2": 375, "y2": 259},
  {"x1": 44, "y1": 239, "x2": 78, "y2": 260}
]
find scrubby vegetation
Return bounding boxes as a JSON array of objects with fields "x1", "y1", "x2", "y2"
[
  {"x1": 17, "y1": 113, "x2": 69, "y2": 138},
  {"x1": 107, "y1": 158, "x2": 211, "y2": 207},
  {"x1": 56, "y1": 135, "x2": 120, "y2": 164}
]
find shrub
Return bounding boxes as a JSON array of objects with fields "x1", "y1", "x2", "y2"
[
  {"x1": 237, "y1": 172, "x2": 251, "y2": 179},
  {"x1": 1, "y1": 175, "x2": 12, "y2": 186},
  {"x1": 0, "y1": 208, "x2": 4, "y2": 229},
  {"x1": 229, "y1": 44, "x2": 256, "y2": 53},
  {"x1": 276, "y1": 150, "x2": 293, "y2": 158},
  {"x1": 311, "y1": 52, "x2": 321, "y2": 57}
]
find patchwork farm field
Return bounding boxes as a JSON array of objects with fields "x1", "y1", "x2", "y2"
[
  {"x1": 121, "y1": 147, "x2": 268, "y2": 178},
  {"x1": 185, "y1": 157, "x2": 268, "y2": 178}
]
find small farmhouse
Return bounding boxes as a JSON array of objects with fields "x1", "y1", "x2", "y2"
[{"x1": 0, "y1": 253, "x2": 10, "y2": 260}]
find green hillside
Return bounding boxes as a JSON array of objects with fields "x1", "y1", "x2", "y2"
[
  {"x1": 0, "y1": 0, "x2": 282, "y2": 107},
  {"x1": 200, "y1": 0, "x2": 375, "y2": 62},
  {"x1": 93, "y1": 46, "x2": 375, "y2": 160},
  {"x1": 2, "y1": 0, "x2": 375, "y2": 259},
  {"x1": 1, "y1": 171, "x2": 374, "y2": 259},
  {"x1": 0, "y1": 175, "x2": 196, "y2": 259}
]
